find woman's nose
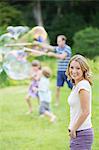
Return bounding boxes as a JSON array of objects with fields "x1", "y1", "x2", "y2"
[{"x1": 72, "y1": 68, "x2": 76, "y2": 73}]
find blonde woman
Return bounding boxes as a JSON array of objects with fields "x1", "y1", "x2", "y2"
[{"x1": 67, "y1": 55, "x2": 94, "y2": 150}]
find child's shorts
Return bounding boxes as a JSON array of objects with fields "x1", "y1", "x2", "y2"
[{"x1": 39, "y1": 101, "x2": 50, "y2": 115}]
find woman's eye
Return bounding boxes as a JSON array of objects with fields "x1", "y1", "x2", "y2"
[
  {"x1": 77, "y1": 67, "x2": 80, "y2": 70},
  {"x1": 70, "y1": 66, "x2": 73, "y2": 69}
]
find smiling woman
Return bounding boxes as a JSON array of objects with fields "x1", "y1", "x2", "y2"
[
  {"x1": 67, "y1": 54, "x2": 94, "y2": 150},
  {"x1": 69, "y1": 60, "x2": 84, "y2": 85},
  {"x1": 67, "y1": 55, "x2": 92, "y2": 85}
]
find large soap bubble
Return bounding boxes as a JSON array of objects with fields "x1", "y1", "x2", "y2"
[{"x1": 3, "y1": 50, "x2": 31, "y2": 80}]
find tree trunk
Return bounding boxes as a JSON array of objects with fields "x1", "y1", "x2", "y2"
[{"x1": 33, "y1": 0, "x2": 43, "y2": 26}]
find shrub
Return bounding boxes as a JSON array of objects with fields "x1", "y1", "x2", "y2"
[{"x1": 72, "y1": 27, "x2": 99, "y2": 58}]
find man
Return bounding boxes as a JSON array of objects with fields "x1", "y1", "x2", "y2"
[
  {"x1": 47, "y1": 35, "x2": 73, "y2": 105},
  {"x1": 34, "y1": 35, "x2": 73, "y2": 106}
]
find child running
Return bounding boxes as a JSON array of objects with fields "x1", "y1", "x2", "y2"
[
  {"x1": 34, "y1": 66, "x2": 56, "y2": 122},
  {"x1": 25, "y1": 60, "x2": 42, "y2": 114}
]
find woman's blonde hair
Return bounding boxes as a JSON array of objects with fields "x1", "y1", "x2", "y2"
[{"x1": 67, "y1": 54, "x2": 92, "y2": 85}]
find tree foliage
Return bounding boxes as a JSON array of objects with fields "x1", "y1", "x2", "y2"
[
  {"x1": 47, "y1": 13, "x2": 86, "y2": 45},
  {"x1": 0, "y1": 2, "x2": 24, "y2": 27},
  {"x1": 73, "y1": 27, "x2": 99, "y2": 58},
  {"x1": 0, "y1": 0, "x2": 99, "y2": 56}
]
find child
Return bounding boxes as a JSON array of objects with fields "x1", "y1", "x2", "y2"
[
  {"x1": 34, "y1": 66, "x2": 56, "y2": 122},
  {"x1": 25, "y1": 60, "x2": 42, "y2": 114}
]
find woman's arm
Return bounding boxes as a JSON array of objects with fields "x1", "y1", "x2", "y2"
[{"x1": 70, "y1": 89, "x2": 90, "y2": 138}]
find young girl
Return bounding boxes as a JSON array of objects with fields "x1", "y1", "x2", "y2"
[
  {"x1": 34, "y1": 66, "x2": 56, "y2": 122},
  {"x1": 25, "y1": 60, "x2": 42, "y2": 114},
  {"x1": 67, "y1": 55, "x2": 94, "y2": 150}
]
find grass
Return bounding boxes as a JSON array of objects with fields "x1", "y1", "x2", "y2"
[{"x1": 0, "y1": 76, "x2": 99, "y2": 150}]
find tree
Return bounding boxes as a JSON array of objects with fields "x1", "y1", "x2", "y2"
[
  {"x1": 32, "y1": 0, "x2": 43, "y2": 26},
  {"x1": 0, "y1": 2, "x2": 24, "y2": 27},
  {"x1": 73, "y1": 27, "x2": 99, "y2": 58}
]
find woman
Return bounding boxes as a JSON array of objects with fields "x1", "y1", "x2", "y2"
[{"x1": 67, "y1": 54, "x2": 94, "y2": 150}]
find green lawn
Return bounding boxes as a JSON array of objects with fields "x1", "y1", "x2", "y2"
[{"x1": 0, "y1": 77, "x2": 99, "y2": 150}]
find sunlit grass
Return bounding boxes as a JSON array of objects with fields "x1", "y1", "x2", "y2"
[{"x1": 0, "y1": 77, "x2": 99, "y2": 150}]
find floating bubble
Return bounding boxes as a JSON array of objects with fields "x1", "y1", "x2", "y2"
[
  {"x1": 12, "y1": 26, "x2": 50, "y2": 53},
  {"x1": 32, "y1": 26, "x2": 47, "y2": 41},
  {"x1": 0, "y1": 46, "x2": 13, "y2": 55},
  {"x1": 3, "y1": 50, "x2": 31, "y2": 80},
  {"x1": 7, "y1": 26, "x2": 29, "y2": 40},
  {"x1": 0, "y1": 26, "x2": 29, "y2": 55},
  {"x1": 0, "y1": 33, "x2": 15, "y2": 55},
  {"x1": 32, "y1": 26, "x2": 49, "y2": 52}
]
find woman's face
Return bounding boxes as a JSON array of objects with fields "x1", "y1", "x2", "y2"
[{"x1": 69, "y1": 60, "x2": 84, "y2": 84}]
